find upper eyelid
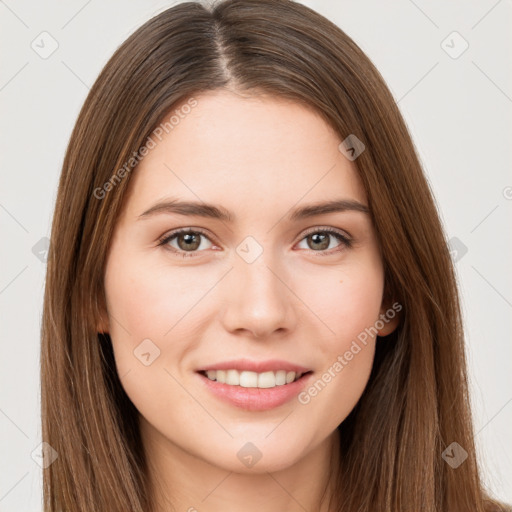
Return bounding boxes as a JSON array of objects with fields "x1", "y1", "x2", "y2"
[
  {"x1": 300, "y1": 225, "x2": 352, "y2": 239},
  {"x1": 159, "y1": 227, "x2": 215, "y2": 243}
]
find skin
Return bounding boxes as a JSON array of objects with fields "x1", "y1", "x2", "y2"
[{"x1": 100, "y1": 88, "x2": 400, "y2": 512}]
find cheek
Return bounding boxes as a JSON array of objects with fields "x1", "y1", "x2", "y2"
[
  {"x1": 104, "y1": 250, "x2": 206, "y2": 339},
  {"x1": 102, "y1": 250, "x2": 202, "y2": 422},
  {"x1": 295, "y1": 250, "x2": 384, "y2": 347},
  {"x1": 292, "y1": 255, "x2": 384, "y2": 421},
  {"x1": 103, "y1": 249, "x2": 224, "y2": 379}
]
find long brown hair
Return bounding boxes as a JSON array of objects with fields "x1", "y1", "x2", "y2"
[{"x1": 40, "y1": 0, "x2": 509, "y2": 510}]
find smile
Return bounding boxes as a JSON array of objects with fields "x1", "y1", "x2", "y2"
[{"x1": 196, "y1": 369, "x2": 313, "y2": 411}]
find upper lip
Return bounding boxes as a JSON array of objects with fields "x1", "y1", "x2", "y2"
[{"x1": 197, "y1": 358, "x2": 312, "y2": 374}]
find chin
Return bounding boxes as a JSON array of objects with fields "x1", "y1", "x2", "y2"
[{"x1": 205, "y1": 437, "x2": 309, "y2": 475}]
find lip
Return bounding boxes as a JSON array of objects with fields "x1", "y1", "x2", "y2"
[
  {"x1": 197, "y1": 358, "x2": 311, "y2": 374},
  {"x1": 196, "y1": 370, "x2": 314, "y2": 411}
]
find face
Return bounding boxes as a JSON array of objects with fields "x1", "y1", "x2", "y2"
[{"x1": 101, "y1": 89, "x2": 399, "y2": 475}]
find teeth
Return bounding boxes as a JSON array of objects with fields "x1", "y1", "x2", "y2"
[
  {"x1": 275, "y1": 370, "x2": 286, "y2": 385},
  {"x1": 257, "y1": 371, "x2": 275, "y2": 388},
  {"x1": 240, "y1": 371, "x2": 258, "y2": 387},
  {"x1": 226, "y1": 369, "x2": 239, "y2": 386},
  {"x1": 203, "y1": 369, "x2": 305, "y2": 388}
]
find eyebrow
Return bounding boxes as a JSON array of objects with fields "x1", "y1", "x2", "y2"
[{"x1": 138, "y1": 197, "x2": 370, "y2": 222}]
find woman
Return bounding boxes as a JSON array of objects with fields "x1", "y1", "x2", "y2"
[{"x1": 40, "y1": 0, "x2": 510, "y2": 510}]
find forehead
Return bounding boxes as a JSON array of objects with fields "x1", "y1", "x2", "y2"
[{"x1": 122, "y1": 89, "x2": 367, "y2": 219}]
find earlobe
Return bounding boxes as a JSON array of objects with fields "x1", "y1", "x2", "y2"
[
  {"x1": 96, "y1": 310, "x2": 110, "y2": 334},
  {"x1": 377, "y1": 317, "x2": 399, "y2": 337},
  {"x1": 95, "y1": 291, "x2": 110, "y2": 334},
  {"x1": 376, "y1": 301, "x2": 402, "y2": 337}
]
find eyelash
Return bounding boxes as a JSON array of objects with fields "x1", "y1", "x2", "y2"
[{"x1": 157, "y1": 227, "x2": 353, "y2": 259}]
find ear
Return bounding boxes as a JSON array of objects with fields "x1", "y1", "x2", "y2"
[
  {"x1": 376, "y1": 300, "x2": 402, "y2": 337},
  {"x1": 95, "y1": 294, "x2": 110, "y2": 334},
  {"x1": 96, "y1": 310, "x2": 110, "y2": 334}
]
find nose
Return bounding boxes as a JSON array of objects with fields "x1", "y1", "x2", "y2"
[{"x1": 220, "y1": 256, "x2": 297, "y2": 339}]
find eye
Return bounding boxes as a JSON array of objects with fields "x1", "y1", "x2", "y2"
[
  {"x1": 296, "y1": 227, "x2": 352, "y2": 256},
  {"x1": 157, "y1": 228, "x2": 215, "y2": 258},
  {"x1": 157, "y1": 226, "x2": 353, "y2": 259}
]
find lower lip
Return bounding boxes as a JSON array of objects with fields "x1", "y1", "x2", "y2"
[{"x1": 197, "y1": 372, "x2": 313, "y2": 411}]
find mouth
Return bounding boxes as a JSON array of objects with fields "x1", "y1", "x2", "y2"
[{"x1": 196, "y1": 368, "x2": 314, "y2": 411}]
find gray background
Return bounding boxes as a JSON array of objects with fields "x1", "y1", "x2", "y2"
[{"x1": 1, "y1": 0, "x2": 511, "y2": 509}]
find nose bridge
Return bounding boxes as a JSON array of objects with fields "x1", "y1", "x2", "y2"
[{"x1": 220, "y1": 237, "x2": 295, "y2": 337}]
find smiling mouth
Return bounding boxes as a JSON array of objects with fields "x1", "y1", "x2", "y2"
[{"x1": 197, "y1": 369, "x2": 313, "y2": 389}]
